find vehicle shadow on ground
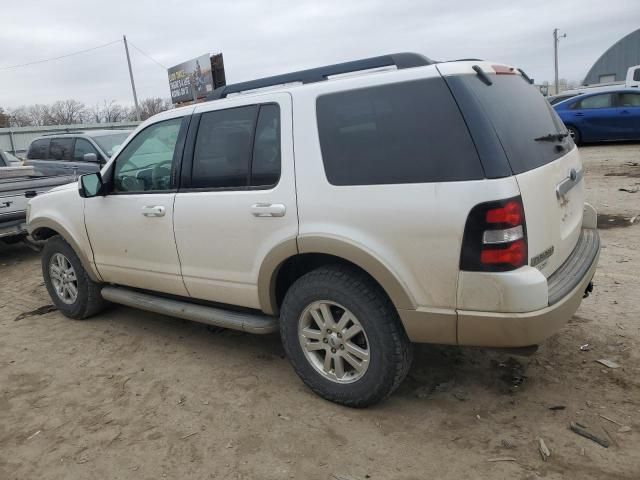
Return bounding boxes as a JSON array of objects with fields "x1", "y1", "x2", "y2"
[
  {"x1": 0, "y1": 241, "x2": 41, "y2": 264},
  {"x1": 93, "y1": 301, "x2": 525, "y2": 407}
]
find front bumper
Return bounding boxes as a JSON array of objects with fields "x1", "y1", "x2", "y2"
[{"x1": 456, "y1": 228, "x2": 600, "y2": 347}]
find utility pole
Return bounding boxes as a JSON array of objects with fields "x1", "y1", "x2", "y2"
[
  {"x1": 553, "y1": 28, "x2": 566, "y2": 95},
  {"x1": 123, "y1": 35, "x2": 141, "y2": 121}
]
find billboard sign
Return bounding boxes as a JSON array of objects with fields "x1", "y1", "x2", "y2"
[{"x1": 168, "y1": 54, "x2": 214, "y2": 104}]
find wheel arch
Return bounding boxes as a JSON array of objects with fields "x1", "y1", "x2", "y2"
[
  {"x1": 29, "y1": 219, "x2": 101, "y2": 282},
  {"x1": 258, "y1": 236, "x2": 416, "y2": 316}
]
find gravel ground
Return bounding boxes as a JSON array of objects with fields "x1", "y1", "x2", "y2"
[{"x1": 1, "y1": 144, "x2": 639, "y2": 480}]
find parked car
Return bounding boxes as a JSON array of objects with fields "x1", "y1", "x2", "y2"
[
  {"x1": 25, "y1": 130, "x2": 132, "y2": 176},
  {"x1": 1, "y1": 165, "x2": 74, "y2": 243},
  {"x1": 0, "y1": 150, "x2": 23, "y2": 167},
  {"x1": 554, "y1": 89, "x2": 640, "y2": 143},
  {"x1": 28, "y1": 53, "x2": 600, "y2": 407}
]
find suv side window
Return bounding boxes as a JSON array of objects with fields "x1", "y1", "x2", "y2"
[
  {"x1": 574, "y1": 94, "x2": 614, "y2": 109},
  {"x1": 316, "y1": 78, "x2": 483, "y2": 186},
  {"x1": 192, "y1": 106, "x2": 255, "y2": 189},
  {"x1": 74, "y1": 138, "x2": 100, "y2": 162},
  {"x1": 190, "y1": 103, "x2": 282, "y2": 190},
  {"x1": 113, "y1": 117, "x2": 182, "y2": 193},
  {"x1": 27, "y1": 138, "x2": 50, "y2": 160},
  {"x1": 251, "y1": 104, "x2": 281, "y2": 187},
  {"x1": 49, "y1": 138, "x2": 74, "y2": 161}
]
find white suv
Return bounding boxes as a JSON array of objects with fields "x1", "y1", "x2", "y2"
[{"x1": 27, "y1": 53, "x2": 600, "y2": 407}]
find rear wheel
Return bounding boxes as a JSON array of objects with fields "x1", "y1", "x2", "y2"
[
  {"x1": 279, "y1": 265, "x2": 413, "y2": 407},
  {"x1": 567, "y1": 125, "x2": 581, "y2": 145},
  {"x1": 42, "y1": 236, "x2": 107, "y2": 319}
]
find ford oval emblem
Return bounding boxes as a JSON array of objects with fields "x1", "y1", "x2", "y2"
[{"x1": 569, "y1": 168, "x2": 577, "y2": 181}]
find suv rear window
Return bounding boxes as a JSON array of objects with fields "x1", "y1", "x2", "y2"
[
  {"x1": 316, "y1": 78, "x2": 483, "y2": 186},
  {"x1": 450, "y1": 74, "x2": 570, "y2": 175},
  {"x1": 27, "y1": 138, "x2": 50, "y2": 160}
]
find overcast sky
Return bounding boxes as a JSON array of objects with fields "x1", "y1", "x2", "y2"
[{"x1": 1, "y1": 0, "x2": 639, "y2": 108}]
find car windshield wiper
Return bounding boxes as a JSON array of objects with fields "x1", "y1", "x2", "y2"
[{"x1": 534, "y1": 132, "x2": 569, "y2": 142}]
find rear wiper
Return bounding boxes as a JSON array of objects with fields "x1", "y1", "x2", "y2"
[{"x1": 534, "y1": 132, "x2": 569, "y2": 142}]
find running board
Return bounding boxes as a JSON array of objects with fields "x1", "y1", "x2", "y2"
[{"x1": 101, "y1": 286, "x2": 278, "y2": 334}]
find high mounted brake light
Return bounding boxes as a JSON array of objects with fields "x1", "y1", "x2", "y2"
[
  {"x1": 460, "y1": 196, "x2": 528, "y2": 272},
  {"x1": 492, "y1": 64, "x2": 516, "y2": 75}
]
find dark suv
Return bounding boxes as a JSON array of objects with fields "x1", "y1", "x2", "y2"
[{"x1": 25, "y1": 130, "x2": 132, "y2": 176}]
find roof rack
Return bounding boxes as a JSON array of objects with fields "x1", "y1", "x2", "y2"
[
  {"x1": 207, "y1": 52, "x2": 434, "y2": 100},
  {"x1": 41, "y1": 130, "x2": 86, "y2": 136}
]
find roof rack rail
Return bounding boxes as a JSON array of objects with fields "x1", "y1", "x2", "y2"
[
  {"x1": 207, "y1": 52, "x2": 434, "y2": 100},
  {"x1": 41, "y1": 130, "x2": 86, "y2": 136}
]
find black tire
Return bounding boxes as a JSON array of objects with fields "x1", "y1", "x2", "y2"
[
  {"x1": 280, "y1": 265, "x2": 413, "y2": 407},
  {"x1": 41, "y1": 236, "x2": 107, "y2": 320},
  {"x1": 567, "y1": 125, "x2": 581, "y2": 145}
]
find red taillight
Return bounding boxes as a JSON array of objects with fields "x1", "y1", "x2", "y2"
[
  {"x1": 486, "y1": 201, "x2": 523, "y2": 227},
  {"x1": 460, "y1": 196, "x2": 528, "y2": 272},
  {"x1": 480, "y1": 240, "x2": 527, "y2": 267}
]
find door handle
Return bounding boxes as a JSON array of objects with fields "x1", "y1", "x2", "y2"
[
  {"x1": 574, "y1": 112, "x2": 584, "y2": 117},
  {"x1": 250, "y1": 203, "x2": 286, "y2": 217},
  {"x1": 620, "y1": 110, "x2": 630, "y2": 114},
  {"x1": 142, "y1": 205, "x2": 166, "y2": 217}
]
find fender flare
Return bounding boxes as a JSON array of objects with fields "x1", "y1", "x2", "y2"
[
  {"x1": 29, "y1": 218, "x2": 102, "y2": 282},
  {"x1": 257, "y1": 235, "x2": 416, "y2": 315}
]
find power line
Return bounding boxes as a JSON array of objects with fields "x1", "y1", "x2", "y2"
[
  {"x1": 128, "y1": 41, "x2": 167, "y2": 70},
  {"x1": 0, "y1": 39, "x2": 122, "y2": 71}
]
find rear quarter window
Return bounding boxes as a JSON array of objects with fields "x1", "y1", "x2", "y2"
[{"x1": 316, "y1": 78, "x2": 483, "y2": 186}]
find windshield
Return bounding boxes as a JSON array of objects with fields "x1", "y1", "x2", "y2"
[
  {"x1": 453, "y1": 74, "x2": 570, "y2": 174},
  {"x1": 548, "y1": 93, "x2": 579, "y2": 105},
  {"x1": 91, "y1": 133, "x2": 131, "y2": 157}
]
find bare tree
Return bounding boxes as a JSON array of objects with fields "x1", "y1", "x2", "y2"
[
  {"x1": 0, "y1": 107, "x2": 10, "y2": 128},
  {"x1": 139, "y1": 97, "x2": 172, "y2": 121},
  {"x1": 101, "y1": 100, "x2": 126, "y2": 123},
  {"x1": 47, "y1": 99, "x2": 87, "y2": 125}
]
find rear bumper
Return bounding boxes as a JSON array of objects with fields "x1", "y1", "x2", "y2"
[{"x1": 457, "y1": 228, "x2": 600, "y2": 347}]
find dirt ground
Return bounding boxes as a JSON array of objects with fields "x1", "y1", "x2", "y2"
[{"x1": 1, "y1": 144, "x2": 639, "y2": 480}]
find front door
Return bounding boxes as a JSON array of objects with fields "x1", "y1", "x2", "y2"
[
  {"x1": 84, "y1": 115, "x2": 190, "y2": 296},
  {"x1": 173, "y1": 94, "x2": 298, "y2": 310},
  {"x1": 571, "y1": 93, "x2": 620, "y2": 141}
]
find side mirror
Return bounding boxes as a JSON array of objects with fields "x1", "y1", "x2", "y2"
[
  {"x1": 83, "y1": 153, "x2": 99, "y2": 163},
  {"x1": 78, "y1": 172, "x2": 104, "y2": 198}
]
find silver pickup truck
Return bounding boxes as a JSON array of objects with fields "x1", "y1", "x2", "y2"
[{"x1": 0, "y1": 152, "x2": 74, "y2": 243}]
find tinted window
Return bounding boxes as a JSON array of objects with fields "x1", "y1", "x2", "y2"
[
  {"x1": 251, "y1": 104, "x2": 281, "y2": 187},
  {"x1": 575, "y1": 94, "x2": 614, "y2": 109},
  {"x1": 619, "y1": 92, "x2": 640, "y2": 107},
  {"x1": 316, "y1": 78, "x2": 482, "y2": 186},
  {"x1": 192, "y1": 106, "x2": 255, "y2": 189},
  {"x1": 114, "y1": 118, "x2": 182, "y2": 193},
  {"x1": 74, "y1": 138, "x2": 99, "y2": 161},
  {"x1": 634, "y1": 69, "x2": 640, "y2": 82},
  {"x1": 27, "y1": 139, "x2": 50, "y2": 160},
  {"x1": 49, "y1": 138, "x2": 73, "y2": 161},
  {"x1": 453, "y1": 74, "x2": 571, "y2": 175}
]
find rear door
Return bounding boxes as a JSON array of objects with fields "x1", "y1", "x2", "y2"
[
  {"x1": 46, "y1": 137, "x2": 75, "y2": 175},
  {"x1": 442, "y1": 65, "x2": 585, "y2": 277},
  {"x1": 617, "y1": 91, "x2": 640, "y2": 139},
  {"x1": 173, "y1": 93, "x2": 297, "y2": 309}
]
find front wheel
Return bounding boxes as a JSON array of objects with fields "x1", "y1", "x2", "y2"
[
  {"x1": 279, "y1": 265, "x2": 413, "y2": 407},
  {"x1": 42, "y1": 236, "x2": 107, "y2": 319}
]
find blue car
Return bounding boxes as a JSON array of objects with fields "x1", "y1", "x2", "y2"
[{"x1": 553, "y1": 89, "x2": 640, "y2": 144}]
